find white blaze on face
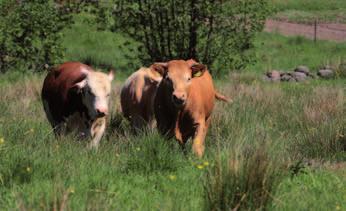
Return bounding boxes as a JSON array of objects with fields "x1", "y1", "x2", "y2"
[{"x1": 77, "y1": 69, "x2": 114, "y2": 119}]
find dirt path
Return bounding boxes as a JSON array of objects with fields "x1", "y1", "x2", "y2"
[{"x1": 265, "y1": 19, "x2": 346, "y2": 42}]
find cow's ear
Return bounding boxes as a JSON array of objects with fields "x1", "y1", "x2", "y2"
[
  {"x1": 150, "y1": 63, "x2": 168, "y2": 76},
  {"x1": 72, "y1": 79, "x2": 87, "y2": 93},
  {"x1": 191, "y1": 63, "x2": 206, "y2": 78},
  {"x1": 108, "y1": 70, "x2": 115, "y2": 81}
]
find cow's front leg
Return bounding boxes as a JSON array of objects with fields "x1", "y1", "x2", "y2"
[
  {"x1": 88, "y1": 117, "x2": 106, "y2": 149},
  {"x1": 192, "y1": 117, "x2": 210, "y2": 158}
]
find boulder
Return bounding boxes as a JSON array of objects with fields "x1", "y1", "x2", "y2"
[
  {"x1": 294, "y1": 66, "x2": 310, "y2": 74},
  {"x1": 270, "y1": 70, "x2": 281, "y2": 82},
  {"x1": 281, "y1": 73, "x2": 296, "y2": 82},
  {"x1": 262, "y1": 75, "x2": 271, "y2": 81},
  {"x1": 318, "y1": 69, "x2": 334, "y2": 79},
  {"x1": 292, "y1": 71, "x2": 308, "y2": 82},
  {"x1": 264, "y1": 70, "x2": 281, "y2": 82}
]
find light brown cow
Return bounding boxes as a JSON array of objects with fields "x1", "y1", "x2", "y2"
[
  {"x1": 153, "y1": 59, "x2": 229, "y2": 157},
  {"x1": 41, "y1": 62, "x2": 114, "y2": 148},
  {"x1": 120, "y1": 67, "x2": 162, "y2": 132}
]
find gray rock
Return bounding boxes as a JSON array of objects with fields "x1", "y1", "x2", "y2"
[
  {"x1": 264, "y1": 70, "x2": 281, "y2": 82},
  {"x1": 281, "y1": 73, "x2": 295, "y2": 82},
  {"x1": 262, "y1": 75, "x2": 271, "y2": 81},
  {"x1": 292, "y1": 71, "x2": 308, "y2": 82},
  {"x1": 289, "y1": 77, "x2": 297, "y2": 82},
  {"x1": 318, "y1": 69, "x2": 334, "y2": 79},
  {"x1": 270, "y1": 70, "x2": 281, "y2": 82},
  {"x1": 295, "y1": 66, "x2": 310, "y2": 74}
]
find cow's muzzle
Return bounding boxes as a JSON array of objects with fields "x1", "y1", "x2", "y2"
[
  {"x1": 172, "y1": 94, "x2": 186, "y2": 108},
  {"x1": 96, "y1": 108, "x2": 108, "y2": 117}
]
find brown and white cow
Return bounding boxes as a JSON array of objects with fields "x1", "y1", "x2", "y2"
[
  {"x1": 152, "y1": 59, "x2": 229, "y2": 157},
  {"x1": 41, "y1": 62, "x2": 114, "y2": 148},
  {"x1": 120, "y1": 66, "x2": 162, "y2": 132}
]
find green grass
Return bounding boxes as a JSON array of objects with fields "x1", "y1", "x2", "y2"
[
  {"x1": 271, "y1": 0, "x2": 346, "y2": 11},
  {"x1": 63, "y1": 13, "x2": 142, "y2": 78},
  {"x1": 271, "y1": 0, "x2": 346, "y2": 23},
  {"x1": 0, "y1": 7, "x2": 346, "y2": 210},
  {"x1": 271, "y1": 169, "x2": 346, "y2": 210},
  {"x1": 0, "y1": 70, "x2": 345, "y2": 209},
  {"x1": 249, "y1": 32, "x2": 346, "y2": 74}
]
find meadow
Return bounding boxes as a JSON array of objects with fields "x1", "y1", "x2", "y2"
[
  {"x1": 0, "y1": 2, "x2": 346, "y2": 210},
  {"x1": 271, "y1": 0, "x2": 346, "y2": 23}
]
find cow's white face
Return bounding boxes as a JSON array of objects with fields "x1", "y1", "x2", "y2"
[{"x1": 75, "y1": 70, "x2": 114, "y2": 119}]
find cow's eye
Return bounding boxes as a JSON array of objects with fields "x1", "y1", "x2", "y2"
[{"x1": 187, "y1": 77, "x2": 191, "y2": 81}]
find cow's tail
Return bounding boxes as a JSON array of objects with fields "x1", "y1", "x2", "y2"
[{"x1": 215, "y1": 91, "x2": 232, "y2": 103}]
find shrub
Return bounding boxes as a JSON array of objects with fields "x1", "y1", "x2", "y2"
[
  {"x1": 0, "y1": 0, "x2": 73, "y2": 73},
  {"x1": 96, "y1": 0, "x2": 271, "y2": 76}
]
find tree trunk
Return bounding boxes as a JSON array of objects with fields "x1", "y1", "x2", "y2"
[{"x1": 188, "y1": 0, "x2": 198, "y2": 60}]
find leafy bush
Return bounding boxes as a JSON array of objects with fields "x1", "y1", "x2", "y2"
[
  {"x1": 0, "y1": 0, "x2": 72, "y2": 73},
  {"x1": 96, "y1": 0, "x2": 271, "y2": 76}
]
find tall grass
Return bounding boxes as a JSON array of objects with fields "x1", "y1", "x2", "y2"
[
  {"x1": 3, "y1": 68, "x2": 346, "y2": 210},
  {"x1": 1, "y1": 19, "x2": 345, "y2": 209},
  {"x1": 204, "y1": 144, "x2": 283, "y2": 210}
]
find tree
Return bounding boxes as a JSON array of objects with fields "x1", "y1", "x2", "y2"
[
  {"x1": 97, "y1": 0, "x2": 271, "y2": 76},
  {"x1": 0, "y1": 0, "x2": 73, "y2": 73}
]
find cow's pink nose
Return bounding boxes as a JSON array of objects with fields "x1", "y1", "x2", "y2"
[
  {"x1": 96, "y1": 107, "x2": 108, "y2": 116},
  {"x1": 172, "y1": 92, "x2": 186, "y2": 106}
]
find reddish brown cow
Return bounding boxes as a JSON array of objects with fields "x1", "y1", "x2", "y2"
[
  {"x1": 152, "y1": 59, "x2": 228, "y2": 157},
  {"x1": 41, "y1": 62, "x2": 114, "y2": 148},
  {"x1": 120, "y1": 67, "x2": 162, "y2": 131}
]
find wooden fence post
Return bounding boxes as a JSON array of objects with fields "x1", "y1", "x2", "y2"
[{"x1": 314, "y1": 19, "x2": 317, "y2": 43}]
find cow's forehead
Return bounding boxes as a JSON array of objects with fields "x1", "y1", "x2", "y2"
[
  {"x1": 87, "y1": 72, "x2": 111, "y2": 93},
  {"x1": 168, "y1": 61, "x2": 191, "y2": 75}
]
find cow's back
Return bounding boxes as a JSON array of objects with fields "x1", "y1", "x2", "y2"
[{"x1": 121, "y1": 68, "x2": 159, "y2": 128}]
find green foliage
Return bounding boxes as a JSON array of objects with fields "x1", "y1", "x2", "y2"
[
  {"x1": 0, "y1": 0, "x2": 72, "y2": 73},
  {"x1": 96, "y1": 0, "x2": 272, "y2": 76},
  {"x1": 63, "y1": 12, "x2": 142, "y2": 74}
]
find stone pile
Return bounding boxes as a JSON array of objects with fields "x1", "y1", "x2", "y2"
[
  {"x1": 263, "y1": 66, "x2": 314, "y2": 82},
  {"x1": 264, "y1": 65, "x2": 336, "y2": 82}
]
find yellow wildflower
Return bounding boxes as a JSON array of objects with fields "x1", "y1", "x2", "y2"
[
  {"x1": 69, "y1": 187, "x2": 75, "y2": 193},
  {"x1": 336, "y1": 205, "x2": 341, "y2": 210},
  {"x1": 203, "y1": 161, "x2": 209, "y2": 167},
  {"x1": 168, "y1": 175, "x2": 177, "y2": 181},
  {"x1": 197, "y1": 165, "x2": 204, "y2": 169},
  {"x1": 26, "y1": 167, "x2": 31, "y2": 172},
  {"x1": 0, "y1": 138, "x2": 4, "y2": 145},
  {"x1": 24, "y1": 128, "x2": 34, "y2": 135},
  {"x1": 136, "y1": 147, "x2": 141, "y2": 151}
]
